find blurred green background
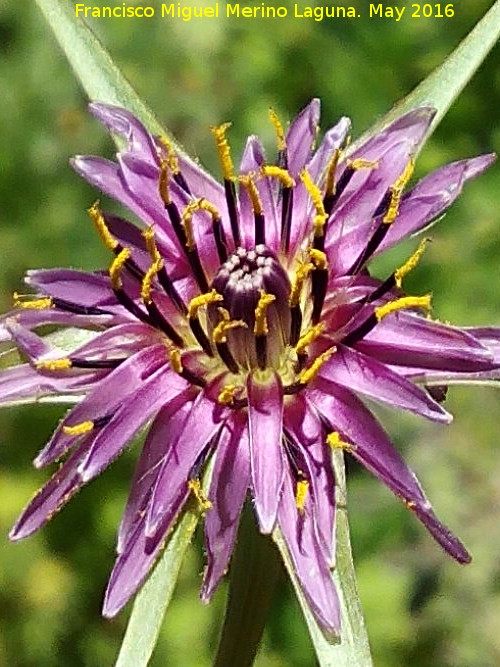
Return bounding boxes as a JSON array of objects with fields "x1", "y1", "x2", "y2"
[{"x1": 1, "y1": 1, "x2": 500, "y2": 665}]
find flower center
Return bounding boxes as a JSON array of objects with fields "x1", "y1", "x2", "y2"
[{"x1": 209, "y1": 245, "x2": 291, "y2": 370}]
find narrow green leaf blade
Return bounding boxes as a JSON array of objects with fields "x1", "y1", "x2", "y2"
[
  {"x1": 114, "y1": 509, "x2": 199, "y2": 667},
  {"x1": 351, "y1": 0, "x2": 500, "y2": 151},
  {"x1": 34, "y1": 0, "x2": 164, "y2": 136}
]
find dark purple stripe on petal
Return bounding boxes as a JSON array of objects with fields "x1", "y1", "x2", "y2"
[{"x1": 247, "y1": 371, "x2": 285, "y2": 534}]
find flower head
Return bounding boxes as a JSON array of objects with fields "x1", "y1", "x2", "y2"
[{"x1": 2, "y1": 100, "x2": 499, "y2": 634}]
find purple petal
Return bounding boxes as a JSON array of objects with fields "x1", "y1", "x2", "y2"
[
  {"x1": 357, "y1": 312, "x2": 495, "y2": 372},
  {"x1": 307, "y1": 116, "x2": 351, "y2": 181},
  {"x1": 284, "y1": 395, "x2": 336, "y2": 565},
  {"x1": 146, "y1": 388, "x2": 228, "y2": 537},
  {"x1": 278, "y1": 468, "x2": 340, "y2": 637},
  {"x1": 247, "y1": 371, "x2": 285, "y2": 534},
  {"x1": 319, "y1": 344, "x2": 452, "y2": 423},
  {"x1": 309, "y1": 381, "x2": 470, "y2": 563},
  {"x1": 117, "y1": 397, "x2": 193, "y2": 553},
  {"x1": 103, "y1": 485, "x2": 189, "y2": 618},
  {"x1": 286, "y1": 99, "x2": 321, "y2": 177},
  {"x1": 201, "y1": 414, "x2": 250, "y2": 602}
]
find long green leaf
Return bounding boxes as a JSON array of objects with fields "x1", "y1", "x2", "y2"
[{"x1": 351, "y1": 0, "x2": 500, "y2": 152}]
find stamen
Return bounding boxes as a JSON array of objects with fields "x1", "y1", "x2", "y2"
[
  {"x1": 295, "y1": 479, "x2": 309, "y2": 512},
  {"x1": 213, "y1": 308, "x2": 246, "y2": 374},
  {"x1": 158, "y1": 136, "x2": 180, "y2": 175},
  {"x1": 187, "y1": 290, "x2": 223, "y2": 357},
  {"x1": 140, "y1": 257, "x2": 184, "y2": 346},
  {"x1": 13, "y1": 293, "x2": 53, "y2": 310},
  {"x1": 158, "y1": 159, "x2": 172, "y2": 205},
  {"x1": 309, "y1": 249, "x2": 328, "y2": 270},
  {"x1": 260, "y1": 165, "x2": 295, "y2": 189},
  {"x1": 179, "y1": 201, "x2": 209, "y2": 292},
  {"x1": 69, "y1": 357, "x2": 126, "y2": 369},
  {"x1": 212, "y1": 123, "x2": 240, "y2": 247},
  {"x1": 141, "y1": 257, "x2": 163, "y2": 305},
  {"x1": 324, "y1": 149, "x2": 342, "y2": 202},
  {"x1": 347, "y1": 158, "x2": 379, "y2": 170},
  {"x1": 36, "y1": 358, "x2": 72, "y2": 371},
  {"x1": 254, "y1": 291, "x2": 275, "y2": 337},
  {"x1": 268, "y1": 108, "x2": 286, "y2": 152},
  {"x1": 63, "y1": 420, "x2": 94, "y2": 436},
  {"x1": 295, "y1": 323, "x2": 325, "y2": 356},
  {"x1": 301, "y1": 169, "x2": 328, "y2": 240},
  {"x1": 393, "y1": 237, "x2": 430, "y2": 288},
  {"x1": 309, "y1": 248, "x2": 329, "y2": 324},
  {"x1": 169, "y1": 347, "x2": 183, "y2": 374},
  {"x1": 143, "y1": 228, "x2": 186, "y2": 314},
  {"x1": 383, "y1": 159, "x2": 414, "y2": 224},
  {"x1": 375, "y1": 294, "x2": 431, "y2": 321},
  {"x1": 88, "y1": 201, "x2": 118, "y2": 251},
  {"x1": 217, "y1": 384, "x2": 237, "y2": 406},
  {"x1": 168, "y1": 346, "x2": 206, "y2": 387},
  {"x1": 327, "y1": 431, "x2": 355, "y2": 452},
  {"x1": 289, "y1": 260, "x2": 314, "y2": 346},
  {"x1": 327, "y1": 155, "x2": 377, "y2": 211},
  {"x1": 299, "y1": 346, "x2": 336, "y2": 385},
  {"x1": 239, "y1": 174, "x2": 265, "y2": 245},
  {"x1": 187, "y1": 478, "x2": 212, "y2": 512},
  {"x1": 109, "y1": 248, "x2": 131, "y2": 290}
]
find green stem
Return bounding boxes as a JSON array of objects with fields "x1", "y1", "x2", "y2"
[{"x1": 213, "y1": 503, "x2": 281, "y2": 667}]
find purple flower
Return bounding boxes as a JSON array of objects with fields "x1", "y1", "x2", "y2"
[{"x1": 2, "y1": 100, "x2": 499, "y2": 635}]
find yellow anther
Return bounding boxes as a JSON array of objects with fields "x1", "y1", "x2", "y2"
[
  {"x1": 217, "y1": 384, "x2": 237, "y2": 405},
  {"x1": 254, "y1": 291, "x2": 275, "y2": 336},
  {"x1": 260, "y1": 165, "x2": 295, "y2": 189},
  {"x1": 213, "y1": 316, "x2": 247, "y2": 345},
  {"x1": 187, "y1": 290, "x2": 223, "y2": 319},
  {"x1": 36, "y1": 358, "x2": 73, "y2": 371},
  {"x1": 295, "y1": 479, "x2": 309, "y2": 512},
  {"x1": 181, "y1": 200, "x2": 203, "y2": 250},
  {"x1": 197, "y1": 198, "x2": 221, "y2": 221},
  {"x1": 295, "y1": 323, "x2": 325, "y2": 356},
  {"x1": 211, "y1": 123, "x2": 234, "y2": 181},
  {"x1": 301, "y1": 169, "x2": 328, "y2": 237},
  {"x1": 309, "y1": 248, "x2": 328, "y2": 270},
  {"x1": 268, "y1": 108, "x2": 286, "y2": 152},
  {"x1": 141, "y1": 257, "x2": 163, "y2": 305},
  {"x1": 394, "y1": 238, "x2": 430, "y2": 288},
  {"x1": 158, "y1": 136, "x2": 180, "y2": 174},
  {"x1": 13, "y1": 293, "x2": 53, "y2": 310},
  {"x1": 347, "y1": 158, "x2": 379, "y2": 170},
  {"x1": 289, "y1": 261, "x2": 314, "y2": 307},
  {"x1": 327, "y1": 431, "x2": 355, "y2": 452},
  {"x1": 63, "y1": 420, "x2": 94, "y2": 436},
  {"x1": 88, "y1": 201, "x2": 118, "y2": 251},
  {"x1": 109, "y1": 248, "x2": 131, "y2": 290},
  {"x1": 325, "y1": 148, "x2": 342, "y2": 198},
  {"x1": 168, "y1": 347, "x2": 183, "y2": 374},
  {"x1": 142, "y1": 227, "x2": 162, "y2": 263},
  {"x1": 188, "y1": 478, "x2": 212, "y2": 512},
  {"x1": 158, "y1": 159, "x2": 171, "y2": 205},
  {"x1": 299, "y1": 346, "x2": 336, "y2": 385},
  {"x1": 383, "y1": 159, "x2": 415, "y2": 224},
  {"x1": 239, "y1": 174, "x2": 263, "y2": 215},
  {"x1": 375, "y1": 294, "x2": 432, "y2": 321},
  {"x1": 404, "y1": 499, "x2": 417, "y2": 510}
]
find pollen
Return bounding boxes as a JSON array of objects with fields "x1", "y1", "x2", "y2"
[
  {"x1": 63, "y1": 420, "x2": 94, "y2": 436},
  {"x1": 289, "y1": 260, "x2": 314, "y2": 307},
  {"x1": 158, "y1": 135, "x2": 180, "y2": 174},
  {"x1": 324, "y1": 148, "x2": 342, "y2": 198},
  {"x1": 158, "y1": 159, "x2": 171, "y2": 205},
  {"x1": 375, "y1": 294, "x2": 432, "y2": 321},
  {"x1": 299, "y1": 346, "x2": 336, "y2": 385},
  {"x1": 239, "y1": 174, "x2": 263, "y2": 215},
  {"x1": 141, "y1": 257, "x2": 163, "y2": 305},
  {"x1": 394, "y1": 238, "x2": 430, "y2": 288},
  {"x1": 168, "y1": 347, "x2": 183, "y2": 374},
  {"x1": 36, "y1": 358, "x2": 73, "y2": 371},
  {"x1": 88, "y1": 201, "x2": 118, "y2": 251},
  {"x1": 347, "y1": 158, "x2": 379, "y2": 170},
  {"x1": 143, "y1": 227, "x2": 162, "y2": 262},
  {"x1": 383, "y1": 158, "x2": 415, "y2": 224},
  {"x1": 301, "y1": 169, "x2": 327, "y2": 237},
  {"x1": 181, "y1": 201, "x2": 201, "y2": 250},
  {"x1": 295, "y1": 323, "x2": 325, "y2": 356},
  {"x1": 213, "y1": 315, "x2": 247, "y2": 344},
  {"x1": 295, "y1": 479, "x2": 309, "y2": 512},
  {"x1": 13, "y1": 293, "x2": 53, "y2": 310},
  {"x1": 109, "y1": 247, "x2": 131, "y2": 290},
  {"x1": 309, "y1": 248, "x2": 328, "y2": 270},
  {"x1": 254, "y1": 291, "x2": 275, "y2": 336},
  {"x1": 217, "y1": 384, "x2": 237, "y2": 405},
  {"x1": 268, "y1": 108, "x2": 286, "y2": 151},
  {"x1": 260, "y1": 165, "x2": 295, "y2": 189},
  {"x1": 327, "y1": 431, "x2": 355, "y2": 452},
  {"x1": 211, "y1": 123, "x2": 234, "y2": 181},
  {"x1": 188, "y1": 289, "x2": 223, "y2": 319},
  {"x1": 188, "y1": 478, "x2": 212, "y2": 512}
]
